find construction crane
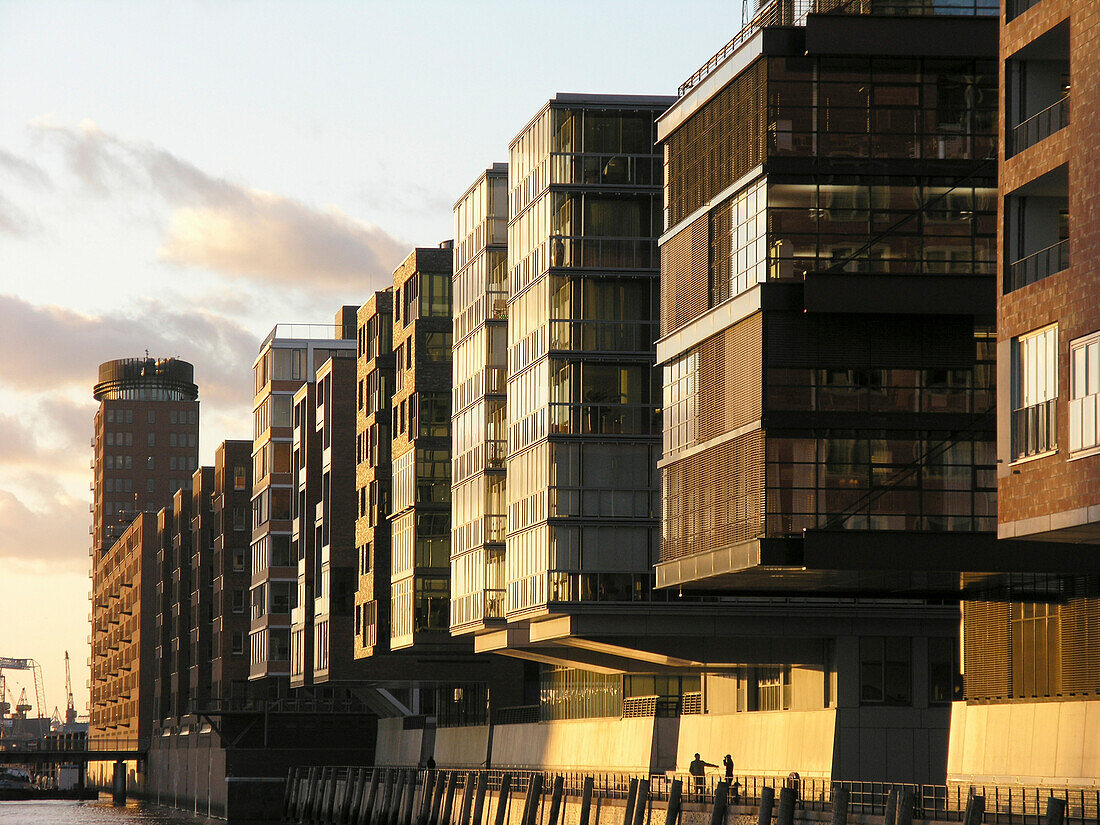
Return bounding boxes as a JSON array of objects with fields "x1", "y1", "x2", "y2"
[
  {"x1": 64, "y1": 651, "x2": 76, "y2": 726},
  {"x1": 0, "y1": 657, "x2": 46, "y2": 719}
]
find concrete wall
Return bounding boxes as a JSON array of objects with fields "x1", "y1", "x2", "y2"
[
  {"x1": 832, "y1": 706, "x2": 950, "y2": 784},
  {"x1": 376, "y1": 717, "x2": 425, "y2": 765},
  {"x1": 947, "y1": 699, "x2": 1100, "y2": 786},
  {"x1": 434, "y1": 724, "x2": 490, "y2": 767},
  {"x1": 491, "y1": 717, "x2": 657, "y2": 771},
  {"x1": 676, "y1": 709, "x2": 836, "y2": 779}
]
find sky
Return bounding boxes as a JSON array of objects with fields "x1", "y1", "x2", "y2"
[{"x1": 0, "y1": 0, "x2": 742, "y2": 720}]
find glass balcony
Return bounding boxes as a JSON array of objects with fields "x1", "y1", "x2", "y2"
[
  {"x1": 1007, "y1": 0, "x2": 1043, "y2": 22},
  {"x1": 1012, "y1": 398, "x2": 1058, "y2": 460},
  {"x1": 1007, "y1": 239, "x2": 1069, "y2": 292},
  {"x1": 1010, "y1": 96, "x2": 1069, "y2": 156}
]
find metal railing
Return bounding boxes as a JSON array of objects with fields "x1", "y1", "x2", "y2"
[
  {"x1": 284, "y1": 765, "x2": 1100, "y2": 825},
  {"x1": 679, "y1": 0, "x2": 995, "y2": 96},
  {"x1": 1010, "y1": 96, "x2": 1069, "y2": 156},
  {"x1": 1012, "y1": 398, "x2": 1058, "y2": 460},
  {"x1": 1007, "y1": 0, "x2": 1044, "y2": 21},
  {"x1": 1007, "y1": 238, "x2": 1069, "y2": 292}
]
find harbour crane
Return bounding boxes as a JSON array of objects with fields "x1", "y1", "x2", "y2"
[
  {"x1": 0, "y1": 657, "x2": 46, "y2": 719},
  {"x1": 64, "y1": 651, "x2": 77, "y2": 726}
]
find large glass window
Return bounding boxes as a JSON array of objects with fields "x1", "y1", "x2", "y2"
[
  {"x1": 1012, "y1": 325, "x2": 1058, "y2": 460},
  {"x1": 1069, "y1": 332, "x2": 1100, "y2": 454},
  {"x1": 860, "y1": 636, "x2": 911, "y2": 706}
]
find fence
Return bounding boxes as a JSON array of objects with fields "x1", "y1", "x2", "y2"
[{"x1": 282, "y1": 764, "x2": 1100, "y2": 825}]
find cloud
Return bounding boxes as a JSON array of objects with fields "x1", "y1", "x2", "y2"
[
  {"x1": 33, "y1": 120, "x2": 407, "y2": 290},
  {"x1": 0, "y1": 147, "x2": 50, "y2": 188},
  {"x1": 0, "y1": 486, "x2": 89, "y2": 574},
  {"x1": 0, "y1": 193, "x2": 33, "y2": 235},
  {"x1": 0, "y1": 293, "x2": 258, "y2": 408}
]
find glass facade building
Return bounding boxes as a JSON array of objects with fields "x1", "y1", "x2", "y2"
[
  {"x1": 503, "y1": 95, "x2": 673, "y2": 621},
  {"x1": 389, "y1": 247, "x2": 460, "y2": 651},
  {"x1": 656, "y1": 10, "x2": 1000, "y2": 591},
  {"x1": 451, "y1": 164, "x2": 509, "y2": 635}
]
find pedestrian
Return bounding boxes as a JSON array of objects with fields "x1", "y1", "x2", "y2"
[
  {"x1": 688, "y1": 752, "x2": 716, "y2": 793},
  {"x1": 722, "y1": 754, "x2": 733, "y2": 780}
]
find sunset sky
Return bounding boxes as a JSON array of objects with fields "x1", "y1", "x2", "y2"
[{"x1": 0, "y1": 0, "x2": 737, "y2": 718}]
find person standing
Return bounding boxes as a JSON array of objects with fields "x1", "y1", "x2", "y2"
[
  {"x1": 722, "y1": 754, "x2": 734, "y2": 780},
  {"x1": 688, "y1": 753, "x2": 717, "y2": 793}
]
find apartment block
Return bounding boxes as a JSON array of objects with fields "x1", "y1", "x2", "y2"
[
  {"x1": 90, "y1": 513, "x2": 157, "y2": 745},
  {"x1": 187, "y1": 466, "x2": 216, "y2": 712},
  {"x1": 290, "y1": 379, "x2": 319, "y2": 689},
  {"x1": 451, "y1": 163, "x2": 509, "y2": 636},
  {"x1": 248, "y1": 313, "x2": 356, "y2": 684},
  {"x1": 153, "y1": 486, "x2": 195, "y2": 723},
  {"x1": 951, "y1": 0, "x2": 1100, "y2": 787},
  {"x1": 354, "y1": 291, "x2": 395, "y2": 659},
  {"x1": 389, "y1": 246, "x2": 459, "y2": 652},
  {"x1": 210, "y1": 440, "x2": 253, "y2": 702},
  {"x1": 92, "y1": 357, "x2": 199, "y2": 557}
]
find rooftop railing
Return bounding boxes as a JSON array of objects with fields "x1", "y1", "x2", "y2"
[
  {"x1": 1010, "y1": 96, "x2": 1069, "y2": 156},
  {"x1": 679, "y1": 0, "x2": 996, "y2": 96}
]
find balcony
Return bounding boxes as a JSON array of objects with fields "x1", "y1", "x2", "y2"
[
  {"x1": 1010, "y1": 96, "x2": 1068, "y2": 156},
  {"x1": 1007, "y1": 239, "x2": 1069, "y2": 292},
  {"x1": 1007, "y1": 0, "x2": 1043, "y2": 22},
  {"x1": 1012, "y1": 398, "x2": 1058, "y2": 461}
]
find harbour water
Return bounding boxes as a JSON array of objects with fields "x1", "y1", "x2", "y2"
[{"x1": 0, "y1": 799, "x2": 221, "y2": 825}]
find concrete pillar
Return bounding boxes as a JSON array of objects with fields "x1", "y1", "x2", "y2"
[{"x1": 112, "y1": 760, "x2": 127, "y2": 806}]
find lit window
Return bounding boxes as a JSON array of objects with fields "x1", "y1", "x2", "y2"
[
  {"x1": 1012, "y1": 325, "x2": 1058, "y2": 460},
  {"x1": 1070, "y1": 332, "x2": 1100, "y2": 454}
]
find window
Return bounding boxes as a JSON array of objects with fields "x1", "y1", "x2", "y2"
[
  {"x1": 1070, "y1": 332, "x2": 1100, "y2": 454},
  {"x1": 860, "y1": 636, "x2": 911, "y2": 705},
  {"x1": 928, "y1": 636, "x2": 959, "y2": 704},
  {"x1": 232, "y1": 589, "x2": 245, "y2": 613},
  {"x1": 231, "y1": 631, "x2": 244, "y2": 655},
  {"x1": 1012, "y1": 325, "x2": 1058, "y2": 460},
  {"x1": 148, "y1": 410, "x2": 156, "y2": 424}
]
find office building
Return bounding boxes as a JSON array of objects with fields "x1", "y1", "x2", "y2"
[
  {"x1": 248, "y1": 312, "x2": 356, "y2": 684},
  {"x1": 951, "y1": 0, "x2": 1100, "y2": 787},
  {"x1": 451, "y1": 163, "x2": 509, "y2": 635},
  {"x1": 354, "y1": 291, "x2": 395, "y2": 659},
  {"x1": 92, "y1": 357, "x2": 199, "y2": 557}
]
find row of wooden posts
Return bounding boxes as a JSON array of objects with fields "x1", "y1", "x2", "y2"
[{"x1": 282, "y1": 767, "x2": 1064, "y2": 825}]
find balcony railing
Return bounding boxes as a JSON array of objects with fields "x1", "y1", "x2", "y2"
[
  {"x1": 1007, "y1": 0, "x2": 1043, "y2": 22},
  {"x1": 1012, "y1": 398, "x2": 1058, "y2": 461},
  {"x1": 1010, "y1": 96, "x2": 1069, "y2": 156},
  {"x1": 1007, "y1": 238, "x2": 1069, "y2": 292}
]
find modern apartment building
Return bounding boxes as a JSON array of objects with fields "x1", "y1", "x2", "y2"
[
  {"x1": 187, "y1": 466, "x2": 216, "y2": 711},
  {"x1": 289, "y1": 354, "x2": 358, "y2": 685},
  {"x1": 90, "y1": 512, "x2": 157, "y2": 745},
  {"x1": 92, "y1": 357, "x2": 199, "y2": 557},
  {"x1": 248, "y1": 312, "x2": 356, "y2": 684},
  {"x1": 354, "y1": 291, "x2": 395, "y2": 660},
  {"x1": 210, "y1": 440, "x2": 253, "y2": 702},
  {"x1": 644, "y1": 1, "x2": 1020, "y2": 782},
  {"x1": 451, "y1": 163, "x2": 509, "y2": 636},
  {"x1": 389, "y1": 246, "x2": 459, "y2": 652},
  {"x1": 951, "y1": 0, "x2": 1100, "y2": 786},
  {"x1": 153, "y1": 486, "x2": 196, "y2": 723}
]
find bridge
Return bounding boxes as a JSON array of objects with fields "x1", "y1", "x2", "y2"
[{"x1": 0, "y1": 737, "x2": 148, "y2": 765}]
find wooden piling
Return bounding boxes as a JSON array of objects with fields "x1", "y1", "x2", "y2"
[
  {"x1": 429, "y1": 772, "x2": 447, "y2": 825},
  {"x1": 494, "y1": 773, "x2": 513, "y2": 825},
  {"x1": 829, "y1": 786, "x2": 849, "y2": 825},
  {"x1": 885, "y1": 788, "x2": 898, "y2": 825},
  {"x1": 963, "y1": 794, "x2": 985, "y2": 825},
  {"x1": 776, "y1": 786, "x2": 795, "y2": 825},
  {"x1": 757, "y1": 785, "x2": 775, "y2": 825},
  {"x1": 441, "y1": 770, "x2": 459, "y2": 825},
  {"x1": 401, "y1": 770, "x2": 418, "y2": 825},
  {"x1": 546, "y1": 775, "x2": 565, "y2": 825},
  {"x1": 578, "y1": 776, "x2": 595, "y2": 825},
  {"x1": 896, "y1": 789, "x2": 915, "y2": 825},
  {"x1": 631, "y1": 779, "x2": 650, "y2": 825},
  {"x1": 1043, "y1": 796, "x2": 1066, "y2": 825},
  {"x1": 459, "y1": 772, "x2": 477, "y2": 825},
  {"x1": 361, "y1": 769, "x2": 383, "y2": 825},
  {"x1": 665, "y1": 779, "x2": 683, "y2": 825},
  {"x1": 471, "y1": 772, "x2": 490, "y2": 825},
  {"x1": 623, "y1": 778, "x2": 639, "y2": 825},
  {"x1": 709, "y1": 782, "x2": 728, "y2": 825},
  {"x1": 522, "y1": 774, "x2": 543, "y2": 825}
]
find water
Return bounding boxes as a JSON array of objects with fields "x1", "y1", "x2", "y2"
[{"x1": 0, "y1": 799, "x2": 222, "y2": 825}]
